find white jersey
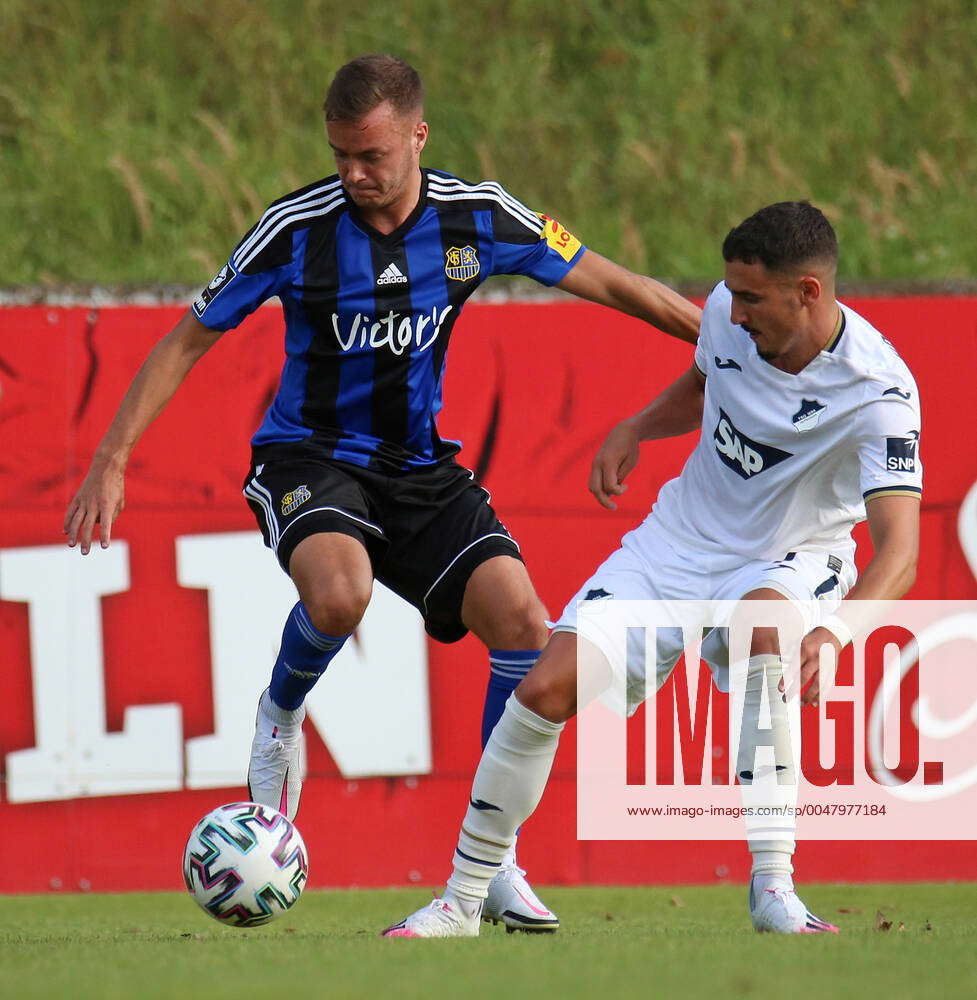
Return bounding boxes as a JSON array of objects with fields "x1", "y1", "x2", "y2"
[{"x1": 649, "y1": 282, "x2": 922, "y2": 564}]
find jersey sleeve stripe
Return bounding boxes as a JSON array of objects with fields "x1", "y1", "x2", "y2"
[
  {"x1": 427, "y1": 177, "x2": 541, "y2": 234},
  {"x1": 233, "y1": 180, "x2": 343, "y2": 265},
  {"x1": 429, "y1": 179, "x2": 541, "y2": 233},
  {"x1": 234, "y1": 195, "x2": 346, "y2": 271},
  {"x1": 427, "y1": 189, "x2": 541, "y2": 237},
  {"x1": 863, "y1": 485, "x2": 922, "y2": 501}
]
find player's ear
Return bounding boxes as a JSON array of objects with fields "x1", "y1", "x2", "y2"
[
  {"x1": 413, "y1": 120, "x2": 429, "y2": 155},
  {"x1": 798, "y1": 274, "x2": 822, "y2": 306}
]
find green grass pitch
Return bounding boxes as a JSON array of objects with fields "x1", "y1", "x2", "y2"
[{"x1": 2, "y1": 884, "x2": 974, "y2": 999}]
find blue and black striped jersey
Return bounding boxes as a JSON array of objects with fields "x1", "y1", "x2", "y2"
[{"x1": 192, "y1": 168, "x2": 586, "y2": 472}]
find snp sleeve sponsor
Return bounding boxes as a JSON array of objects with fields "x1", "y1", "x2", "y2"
[{"x1": 856, "y1": 386, "x2": 923, "y2": 500}]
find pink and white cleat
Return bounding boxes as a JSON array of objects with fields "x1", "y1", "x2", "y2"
[
  {"x1": 484, "y1": 865, "x2": 560, "y2": 933},
  {"x1": 247, "y1": 689, "x2": 304, "y2": 821},
  {"x1": 749, "y1": 876, "x2": 839, "y2": 934},
  {"x1": 382, "y1": 898, "x2": 481, "y2": 938}
]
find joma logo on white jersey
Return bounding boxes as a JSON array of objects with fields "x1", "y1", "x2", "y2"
[
  {"x1": 713, "y1": 408, "x2": 792, "y2": 479},
  {"x1": 331, "y1": 306, "x2": 453, "y2": 356}
]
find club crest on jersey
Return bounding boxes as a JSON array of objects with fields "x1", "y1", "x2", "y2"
[
  {"x1": 792, "y1": 399, "x2": 826, "y2": 432},
  {"x1": 714, "y1": 408, "x2": 793, "y2": 479},
  {"x1": 584, "y1": 588, "x2": 613, "y2": 601},
  {"x1": 885, "y1": 432, "x2": 919, "y2": 473},
  {"x1": 445, "y1": 246, "x2": 480, "y2": 281},
  {"x1": 281, "y1": 485, "x2": 311, "y2": 516}
]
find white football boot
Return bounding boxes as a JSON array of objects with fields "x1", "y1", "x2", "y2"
[
  {"x1": 749, "y1": 875, "x2": 839, "y2": 934},
  {"x1": 382, "y1": 898, "x2": 481, "y2": 938},
  {"x1": 246, "y1": 689, "x2": 304, "y2": 821},
  {"x1": 484, "y1": 863, "x2": 560, "y2": 933}
]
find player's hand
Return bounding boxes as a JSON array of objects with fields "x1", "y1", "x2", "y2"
[
  {"x1": 589, "y1": 420, "x2": 640, "y2": 510},
  {"x1": 63, "y1": 458, "x2": 126, "y2": 554},
  {"x1": 794, "y1": 626, "x2": 844, "y2": 706}
]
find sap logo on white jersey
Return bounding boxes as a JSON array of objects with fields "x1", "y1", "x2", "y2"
[
  {"x1": 886, "y1": 432, "x2": 919, "y2": 472},
  {"x1": 713, "y1": 408, "x2": 793, "y2": 479},
  {"x1": 331, "y1": 306, "x2": 453, "y2": 356},
  {"x1": 376, "y1": 262, "x2": 408, "y2": 286}
]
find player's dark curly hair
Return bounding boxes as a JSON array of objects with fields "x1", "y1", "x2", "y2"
[
  {"x1": 722, "y1": 202, "x2": 838, "y2": 272},
  {"x1": 324, "y1": 54, "x2": 424, "y2": 121}
]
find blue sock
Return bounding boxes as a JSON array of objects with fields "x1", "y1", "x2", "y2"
[
  {"x1": 268, "y1": 602, "x2": 349, "y2": 711},
  {"x1": 482, "y1": 649, "x2": 540, "y2": 748}
]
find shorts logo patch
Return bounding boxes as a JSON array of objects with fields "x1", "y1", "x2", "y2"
[
  {"x1": 538, "y1": 214, "x2": 582, "y2": 263},
  {"x1": 584, "y1": 588, "x2": 613, "y2": 601},
  {"x1": 192, "y1": 261, "x2": 236, "y2": 316},
  {"x1": 445, "y1": 246, "x2": 480, "y2": 282},
  {"x1": 713, "y1": 408, "x2": 793, "y2": 479},
  {"x1": 792, "y1": 398, "x2": 826, "y2": 432},
  {"x1": 281, "y1": 485, "x2": 312, "y2": 516},
  {"x1": 885, "y1": 432, "x2": 919, "y2": 473}
]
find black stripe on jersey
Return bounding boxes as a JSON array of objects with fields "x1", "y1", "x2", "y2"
[
  {"x1": 297, "y1": 213, "x2": 343, "y2": 436},
  {"x1": 427, "y1": 171, "x2": 541, "y2": 246},
  {"x1": 234, "y1": 177, "x2": 344, "y2": 274},
  {"x1": 368, "y1": 238, "x2": 412, "y2": 468}
]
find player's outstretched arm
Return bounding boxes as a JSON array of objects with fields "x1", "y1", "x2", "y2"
[
  {"x1": 64, "y1": 311, "x2": 223, "y2": 554},
  {"x1": 556, "y1": 249, "x2": 701, "y2": 345},
  {"x1": 589, "y1": 366, "x2": 705, "y2": 509},
  {"x1": 797, "y1": 494, "x2": 920, "y2": 704}
]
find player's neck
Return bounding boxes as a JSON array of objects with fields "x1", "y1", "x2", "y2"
[
  {"x1": 358, "y1": 168, "x2": 423, "y2": 235},
  {"x1": 769, "y1": 303, "x2": 841, "y2": 375}
]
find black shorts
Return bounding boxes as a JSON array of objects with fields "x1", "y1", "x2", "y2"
[{"x1": 242, "y1": 455, "x2": 522, "y2": 644}]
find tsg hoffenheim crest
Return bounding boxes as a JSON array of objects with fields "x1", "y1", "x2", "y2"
[{"x1": 445, "y1": 246, "x2": 480, "y2": 281}]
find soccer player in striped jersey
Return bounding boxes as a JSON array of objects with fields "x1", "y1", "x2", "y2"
[{"x1": 63, "y1": 54, "x2": 699, "y2": 932}]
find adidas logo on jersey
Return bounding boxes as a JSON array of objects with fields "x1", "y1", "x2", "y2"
[
  {"x1": 377, "y1": 262, "x2": 408, "y2": 286},
  {"x1": 714, "y1": 408, "x2": 793, "y2": 479}
]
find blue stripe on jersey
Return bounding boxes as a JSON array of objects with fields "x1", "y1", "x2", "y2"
[
  {"x1": 332, "y1": 215, "x2": 376, "y2": 467},
  {"x1": 402, "y1": 208, "x2": 452, "y2": 464},
  {"x1": 253, "y1": 229, "x2": 314, "y2": 445}
]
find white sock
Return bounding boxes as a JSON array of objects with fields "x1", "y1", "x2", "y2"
[
  {"x1": 751, "y1": 850, "x2": 794, "y2": 887},
  {"x1": 260, "y1": 688, "x2": 304, "y2": 730},
  {"x1": 445, "y1": 695, "x2": 564, "y2": 906},
  {"x1": 735, "y1": 655, "x2": 798, "y2": 855}
]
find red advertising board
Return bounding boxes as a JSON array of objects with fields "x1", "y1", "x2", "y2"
[{"x1": 1, "y1": 298, "x2": 975, "y2": 893}]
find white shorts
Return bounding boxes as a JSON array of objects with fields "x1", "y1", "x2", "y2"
[{"x1": 554, "y1": 516, "x2": 856, "y2": 711}]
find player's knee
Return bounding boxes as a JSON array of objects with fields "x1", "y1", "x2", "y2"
[
  {"x1": 301, "y1": 581, "x2": 371, "y2": 636},
  {"x1": 749, "y1": 626, "x2": 783, "y2": 657},
  {"x1": 495, "y1": 595, "x2": 549, "y2": 649},
  {"x1": 515, "y1": 661, "x2": 576, "y2": 723}
]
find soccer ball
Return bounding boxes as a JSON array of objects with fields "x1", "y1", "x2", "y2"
[{"x1": 183, "y1": 801, "x2": 309, "y2": 927}]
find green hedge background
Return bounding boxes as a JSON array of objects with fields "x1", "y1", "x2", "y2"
[{"x1": 3, "y1": 0, "x2": 975, "y2": 286}]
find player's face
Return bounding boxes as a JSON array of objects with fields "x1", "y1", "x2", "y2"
[
  {"x1": 724, "y1": 259, "x2": 807, "y2": 362},
  {"x1": 327, "y1": 102, "x2": 427, "y2": 213}
]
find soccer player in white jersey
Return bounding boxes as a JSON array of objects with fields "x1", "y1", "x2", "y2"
[{"x1": 384, "y1": 201, "x2": 922, "y2": 936}]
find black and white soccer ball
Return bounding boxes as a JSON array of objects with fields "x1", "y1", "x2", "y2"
[{"x1": 183, "y1": 801, "x2": 309, "y2": 927}]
